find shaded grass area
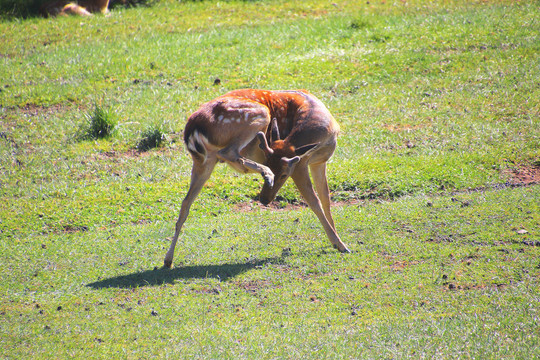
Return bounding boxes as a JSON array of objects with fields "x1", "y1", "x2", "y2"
[
  {"x1": 0, "y1": 0, "x2": 153, "y2": 19},
  {"x1": 87, "y1": 256, "x2": 286, "y2": 288}
]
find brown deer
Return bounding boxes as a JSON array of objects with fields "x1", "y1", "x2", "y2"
[
  {"x1": 164, "y1": 89, "x2": 350, "y2": 268},
  {"x1": 40, "y1": 0, "x2": 110, "y2": 17}
]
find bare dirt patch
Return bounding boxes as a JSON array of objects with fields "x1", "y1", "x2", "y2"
[
  {"x1": 191, "y1": 287, "x2": 221, "y2": 295},
  {"x1": 443, "y1": 282, "x2": 512, "y2": 292},
  {"x1": 389, "y1": 260, "x2": 420, "y2": 272},
  {"x1": 233, "y1": 163, "x2": 540, "y2": 213},
  {"x1": 95, "y1": 147, "x2": 176, "y2": 160},
  {"x1": 17, "y1": 103, "x2": 79, "y2": 117},
  {"x1": 234, "y1": 199, "x2": 308, "y2": 213},
  {"x1": 382, "y1": 123, "x2": 430, "y2": 132},
  {"x1": 505, "y1": 163, "x2": 540, "y2": 186},
  {"x1": 2, "y1": 103, "x2": 83, "y2": 130},
  {"x1": 236, "y1": 279, "x2": 275, "y2": 294},
  {"x1": 98, "y1": 149, "x2": 151, "y2": 159},
  {"x1": 62, "y1": 225, "x2": 89, "y2": 233}
]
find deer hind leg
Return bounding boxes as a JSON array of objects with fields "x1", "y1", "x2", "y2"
[
  {"x1": 310, "y1": 162, "x2": 335, "y2": 231},
  {"x1": 164, "y1": 156, "x2": 217, "y2": 268},
  {"x1": 292, "y1": 164, "x2": 350, "y2": 253}
]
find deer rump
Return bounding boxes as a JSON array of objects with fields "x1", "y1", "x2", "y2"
[{"x1": 183, "y1": 97, "x2": 271, "y2": 166}]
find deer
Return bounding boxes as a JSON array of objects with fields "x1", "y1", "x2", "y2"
[
  {"x1": 164, "y1": 89, "x2": 350, "y2": 268},
  {"x1": 40, "y1": 0, "x2": 110, "y2": 17}
]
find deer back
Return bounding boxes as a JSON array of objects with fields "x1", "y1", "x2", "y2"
[{"x1": 223, "y1": 89, "x2": 339, "y2": 160}]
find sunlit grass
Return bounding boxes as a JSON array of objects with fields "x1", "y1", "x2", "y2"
[{"x1": 0, "y1": 0, "x2": 539, "y2": 358}]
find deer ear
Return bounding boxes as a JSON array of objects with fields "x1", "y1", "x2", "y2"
[
  {"x1": 271, "y1": 118, "x2": 280, "y2": 141},
  {"x1": 280, "y1": 156, "x2": 300, "y2": 169},
  {"x1": 295, "y1": 143, "x2": 318, "y2": 157},
  {"x1": 257, "y1": 131, "x2": 273, "y2": 156}
]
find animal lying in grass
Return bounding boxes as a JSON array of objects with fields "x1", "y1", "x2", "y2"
[
  {"x1": 40, "y1": 0, "x2": 110, "y2": 16},
  {"x1": 164, "y1": 89, "x2": 350, "y2": 268}
]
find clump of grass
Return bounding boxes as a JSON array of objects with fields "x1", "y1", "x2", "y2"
[
  {"x1": 136, "y1": 126, "x2": 165, "y2": 151},
  {"x1": 368, "y1": 33, "x2": 391, "y2": 43},
  {"x1": 350, "y1": 19, "x2": 372, "y2": 29},
  {"x1": 77, "y1": 104, "x2": 117, "y2": 141}
]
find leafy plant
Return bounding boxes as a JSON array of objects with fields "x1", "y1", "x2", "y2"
[
  {"x1": 350, "y1": 19, "x2": 372, "y2": 29},
  {"x1": 77, "y1": 104, "x2": 117, "y2": 141},
  {"x1": 136, "y1": 126, "x2": 165, "y2": 151}
]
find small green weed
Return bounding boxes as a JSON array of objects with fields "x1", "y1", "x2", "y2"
[
  {"x1": 368, "y1": 32, "x2": 391, "y2": 43},
  {"x1": 136, "y1": 126, "x2": 165, "y2": 151},
  {"x1": 350, "y1": 19, "x2": 372, "y2": 30},
  {"x1": 77, "y1": 104, "x2": 117, "y2": 141}
]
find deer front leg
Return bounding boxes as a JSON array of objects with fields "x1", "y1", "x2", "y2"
[
  {"x1": 292, "y1": 165, "x2": 350, "y2": 253},
  {"x1": 217, "y1": 146, "x2": 274, "y2": 187},
  {"x1": 239, "y1": 157, "x2": 274, "y2": 187},
  {"x1": 309, "y1": 162, "x2": 336, "y2": 231},
  {"x1": 164, "y1": 157, "x2": 217, "y2": 268}
]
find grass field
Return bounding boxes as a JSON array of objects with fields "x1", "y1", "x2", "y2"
[{"x1": 1, "y1": 0, "x2": 539, "y2": 358}]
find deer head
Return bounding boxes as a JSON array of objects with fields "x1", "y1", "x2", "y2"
[{"x1": 256, "y1": 121, "x2": 318, "y2": 205}]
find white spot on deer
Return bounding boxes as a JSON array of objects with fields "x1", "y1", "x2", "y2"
[
  {"x1": 251, "y1": 116, "x2": 267, "y2": 127},
  {"x1": 223, "y1": 118, "x2": 231, "y2": 124},
  {"x1": 244, "y1": 112, "x2": 250, "y2": 121},
  {"x1": 218, "y1": 114, "x2": 224, "y2": 122}
]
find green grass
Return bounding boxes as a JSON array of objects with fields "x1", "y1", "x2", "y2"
[
  {"x1": 76, "y1": 103, "x2": 118, "y2": 140},
  {"x1": 0, "y1": 0, "x2": 539, "y2": 358},
  {"x1": 2, "y1": 186, "x2": 539, "y2": 358},
  {"x1": 135, "y1": 125, "x2": 165, "y2": 151}
]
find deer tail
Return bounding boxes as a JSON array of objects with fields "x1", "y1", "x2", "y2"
[{"x1": 184, "y1": 128, "x2": 208, "y2": 163}]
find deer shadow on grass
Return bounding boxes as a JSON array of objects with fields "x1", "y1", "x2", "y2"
[{"x1": 86, "y1": 256, "x2": 286, "y2": 289}]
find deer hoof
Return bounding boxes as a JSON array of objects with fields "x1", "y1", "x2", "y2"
[
  {"x1": 334, "y1": 244, "x2": 351, "y2": 253},
  {"x1": 263, "y1": 174, "x2": 274, "y2": 188}
]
